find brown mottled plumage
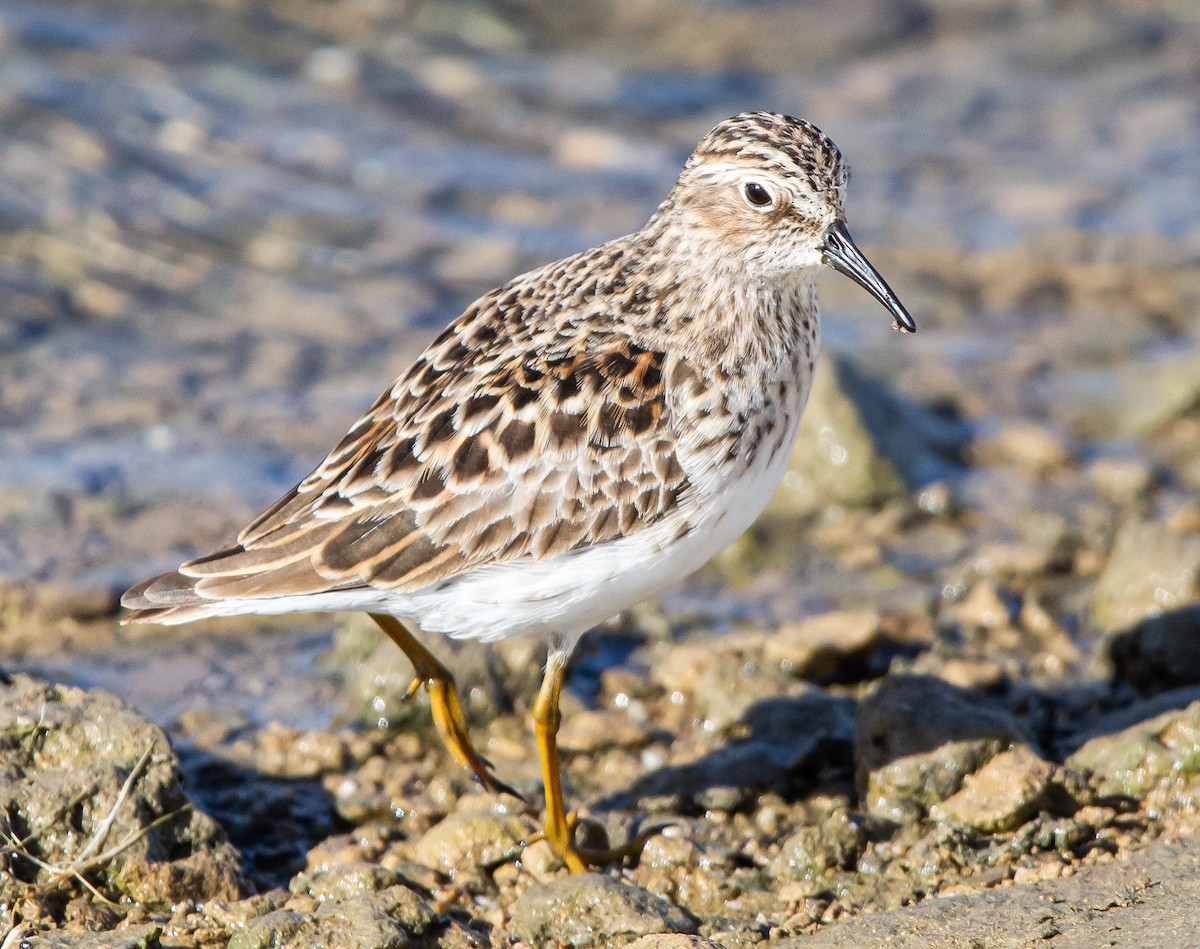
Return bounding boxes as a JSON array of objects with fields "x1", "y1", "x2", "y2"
[{"x1": 122, "y1": 112, "x2": 915, "y2": 871}]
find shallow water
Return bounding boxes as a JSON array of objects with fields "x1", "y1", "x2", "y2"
[{"x1": 2, "y1": 0, "x2": 1199, "y2": 730}]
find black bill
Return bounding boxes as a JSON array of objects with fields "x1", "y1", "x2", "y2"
[{"x1": 821, "y1": 220, "x2": 916, "y2": 334}]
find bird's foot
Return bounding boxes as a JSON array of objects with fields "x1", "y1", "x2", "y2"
[
  {"x1": 410, "y1": 673, "x2": 524, "y2": 800},
  {"x1": 538, "y1": 811, "x2": 671, "y2": 874}
]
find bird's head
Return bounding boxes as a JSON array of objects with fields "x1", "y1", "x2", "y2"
[{"x1": 666, "y1": 111, "x2": 915, "y2": 333}]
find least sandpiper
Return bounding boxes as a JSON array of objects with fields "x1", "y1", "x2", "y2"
[{"x1": 123, "y1": 112, "x2": 914, "y2": 872}]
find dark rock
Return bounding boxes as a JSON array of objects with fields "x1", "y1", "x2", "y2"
[
  {"x1": 1110, "y1": 604, "x2": 1200, "y2": 692},
  {"x1": 854, "y1": 675, "x2": 1032, "y2": 820}
]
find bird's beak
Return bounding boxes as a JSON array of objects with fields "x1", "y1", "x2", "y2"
[{"x1": 821, "y1": 220, "x2": 916, "y2": 334}]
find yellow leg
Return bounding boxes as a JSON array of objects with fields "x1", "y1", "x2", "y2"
[
  {"x1": 371, "y1": 614, "x2": 520, "y2": 799},
  {"x1": 534, "y1": 649, "x2": 666, "y2": 873}
]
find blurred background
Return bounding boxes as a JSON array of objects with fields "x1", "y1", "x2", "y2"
[{"x1": 3, "y1": 0, "x2": 1200, "y2": 939}]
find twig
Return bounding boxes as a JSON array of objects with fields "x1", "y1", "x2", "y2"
[
  {"x1": 0, "y1": 742, "x2": 186, "y2": 907},
  {"x1": 3, "y1": 827, "x2": 115, "y2": 906},
  {"x1": 71, "y1": 804, "x2": 192, "y2": 874},
  {"x1": 75, "y1": 744, "x2": 154, "y2": 863},
  {"x1": 1, "y1": 926, "x2": 30, "y2": 949}
]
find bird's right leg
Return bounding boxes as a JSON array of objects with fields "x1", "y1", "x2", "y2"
[{"x1": 370, "y1": 613, "x2": 521, "y2": 799}]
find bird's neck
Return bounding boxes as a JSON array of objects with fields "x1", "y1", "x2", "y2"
[{"x1": 636, "y1": 217, "x2": 821, "y2": 379}]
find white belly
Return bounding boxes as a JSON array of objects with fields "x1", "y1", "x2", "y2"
[{"x1": 396, "y1": 411, "x2": 802, "y2": 646}]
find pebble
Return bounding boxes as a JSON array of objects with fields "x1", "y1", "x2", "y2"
[
  {"x1": 931, "y1": 747, "x2": 1055, "y2": 832},
  {"x1": 954, "y1": 582, "x2": 1014, "y2": 630},
  {"x1": 411, "y1": 809, "x2": 531, "y2": 873},
  {"x1": 1090, "y1": 519, "x2": 1200, "y2": 632},
  {"x1": 763, "y1": 609, "x2": 883, "y2": 680},
  {"x1": 771, "y1": 811, "x2": 866, "y2": 880},
  {"x1": 972, "y1": 420, "x2": 1072, "y2": 474},
  {"x1": 511, "y1": 873, "x2": 698, "y2": 947}
]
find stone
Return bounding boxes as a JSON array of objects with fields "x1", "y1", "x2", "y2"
[
  {"x1": 954, "y1": 582, "x2": 1014, "y2": 630},
  {"x1": 768, "y1": 358, "x2": 906, "y2": 515},
  {"x1": 762, "y1": 609, "x2": 883, "y2": 680},
  {"x1": 290, "y1": 861, "x2": 403, "y2": 902},
  {"x1": 1109, "y1": 604, "x2": 1200, "y2": 691},
  {"x1": 931, "y1": 746, "x2": 1056, "y2": 832},
  {"x1": 625, "y1": 938, "x2": 723, "y2": 949},
  {"x1": 227, "y1": 884, "x2": 462, "y2": 949},
  {"x1": 0, "y1": 674, "x2": 241, "y2": 906},
  {"x1": 772, "y1": 811, "x2": 866, "y2": 880},
  {"x1": 971, "y1": 420, "x2": 1072, "y2": 474},
  {"x1": 1090, "y1": 519, "x2": 1200, "y2": 632},
  {"x1": 411, "y1": 809, "x2": 530, "y2": 873},
  {"x1": 511, "y1": 873, "x2": 698, "y2": 948},
  {"x1": 855, "y1": 675, "x2": 1031, "y2": 821},
  {"x1": 1068, "y1": 700, "x2": 1200, "y2": 799}
]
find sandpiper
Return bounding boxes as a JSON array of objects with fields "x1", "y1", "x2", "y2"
[{"x1": 123, "y1": 111, "x2": 915, "y2": 872}]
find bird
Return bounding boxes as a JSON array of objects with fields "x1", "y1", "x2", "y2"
[{"x1": 122, "y1": 111, "x2": 915, "y2": 873}]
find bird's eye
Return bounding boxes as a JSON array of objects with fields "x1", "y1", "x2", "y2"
[{"x1": 742, "y1": 181, "x2": 774, "y2": 209}]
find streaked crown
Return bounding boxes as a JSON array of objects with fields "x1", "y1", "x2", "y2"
[{"x1": 688, "y1": 111, "x2": 847, "y2": 196}]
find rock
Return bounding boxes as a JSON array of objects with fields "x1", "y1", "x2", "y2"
[
  {"x1": 0, "y1": 674, "x2": 241, "y2": 906},
  {"x1": 930, "y1": 746, "x2": 1056, "y2": 832},
  {"x1": 764, "y1": 357, "x2": 965, "y2": 518},
  {"x1": 971, "y1": 420, "x2": 1072, "y2": 474},
  {"x1": 772, "y1": 811, "x2": 866, "y2": 880},
  {"x1": 762, "y1": 609, "x2": 883, "y2": 681},
  {"x1": 625, "y1": 938, "x2": 723, "y2": 949},
  {"x1": 20, "y1": 927, "x2": 164, "y2": 948},
  {"x1": 511, "y1": 873, "x2": 698, "y2": 947},
  {"x1": 1067, "y1": 700, "x2": 1200, "y2": 799},
  {"x1": 1109, "y1": 604, "x2": 1200, "y2": 691},
  {"x1": 1090, "y1": 519, "x2": 1200, "y2": 632},
  {"x1": 768, "y1": 358, "x2": 906, "y2": 515},
  {"x1": 411, "y1": 809, "x2": 530, "y2": 873},
  {"x1": 290, "y1": 861, "x2": 402, "y2": 901},
  {"x1": 855, "y1": 675, "x2": 1032, "y2": 821},
  {"x1": 228, "y1": 884, "x2": 467, "y2": 949},
  {"x1": 954, "y1": 582, "x2": 1014, "y2": 630}
]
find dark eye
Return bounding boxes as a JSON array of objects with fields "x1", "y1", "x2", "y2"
[{"x1": 743, "y1": 181, "x2": 773, "y2": 208}]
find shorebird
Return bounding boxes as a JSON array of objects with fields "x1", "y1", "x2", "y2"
[{"x1": 123, "y1": 111, "x2": 915, "y2": 872}]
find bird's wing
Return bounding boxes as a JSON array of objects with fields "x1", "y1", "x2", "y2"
[{"x1": 123, "y1": 265, "x2": 694, "y2": 613}]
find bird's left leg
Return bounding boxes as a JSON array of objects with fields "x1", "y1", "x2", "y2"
[
  {"x1": 371, "y1": 613, "x2": 520, "y2": 798},
  {"x1": 533, "y1": 645, "x2": 665, "y2": 873}
]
